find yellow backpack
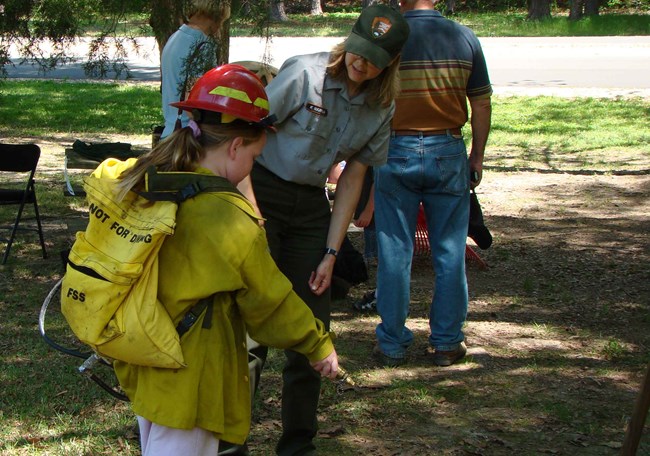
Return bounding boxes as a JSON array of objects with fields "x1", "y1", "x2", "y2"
[{"x1": 61, "y1": 158, "x2": 235, "y2": 368}]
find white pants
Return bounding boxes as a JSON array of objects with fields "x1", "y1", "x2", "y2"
[{"x1": 137, "y1": 416, "x2": 220, "y2": 456}]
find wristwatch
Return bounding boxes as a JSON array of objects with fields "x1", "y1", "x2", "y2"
[{"x1": 324, "y1": 247, "x2": 338, "y2": 257}]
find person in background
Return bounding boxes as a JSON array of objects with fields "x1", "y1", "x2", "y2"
[
  {"x1": 160, "y1": 0, "x2": 230, "y2": 139},
  {"x1": 113, "y1": 65, "x2": 338, "y2": 456},
  {"x1": 373, "y1": 0, "x2": 492, "y2": 367},
  {"x1": 245, "y1": 5, "x2": 410, "y2": 455}
]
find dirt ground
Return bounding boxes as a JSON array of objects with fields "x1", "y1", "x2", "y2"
[
  {"x1": 315, "y1": 170, "x2": 650, "y2": 455},
  {"x1": 11, "y1": 134, "x2": 650, "y2": 455},
  {"x1": 226, "y1": 167, "x2": 648, "y2": 455}
]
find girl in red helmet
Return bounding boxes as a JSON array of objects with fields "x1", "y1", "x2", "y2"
[{"x1": 112, "y1": 65, "x2": 338, "y2": 456}]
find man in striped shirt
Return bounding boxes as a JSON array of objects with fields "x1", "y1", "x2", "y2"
[{"x1": 373, "y1": 0, "x2": 492, "y2": 368}]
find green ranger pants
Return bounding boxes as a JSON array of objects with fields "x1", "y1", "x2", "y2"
[{"x1": 251, "y1": 163, "x2": 331, "y2": 456}]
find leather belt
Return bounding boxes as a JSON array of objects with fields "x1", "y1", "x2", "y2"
[{"x1": 392, "y1": 128, "x2": 462, "y2": 137}]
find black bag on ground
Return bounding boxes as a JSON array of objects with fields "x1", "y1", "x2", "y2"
[
  {"x1": 331, "y1": 235, "x2": 369, "y2": 300},
  {"x1": 468, "y1": 189, "x2": 493, "y2": 250},
  {"x1": 72, "y1": 140, "x2": 138, "y2": 162},
  {"x1": 333, "y1": 235, "x2": 368, "y2": 286}
]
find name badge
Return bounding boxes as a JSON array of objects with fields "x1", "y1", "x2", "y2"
[{"x1": 306, "y1": 103, "x2": 327, "y2": 116}]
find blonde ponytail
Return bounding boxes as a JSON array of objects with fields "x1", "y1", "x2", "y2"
[{"x1": 116, "y1": 121, "x2": 264, "y2": 200}]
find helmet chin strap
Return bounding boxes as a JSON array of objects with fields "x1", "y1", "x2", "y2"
[
  {"x1": 192, "y1": 108, "x2": 277, "y2": 131},
  {"x1": 191, "y1": 109, "x2": 223, "y2": 124}
]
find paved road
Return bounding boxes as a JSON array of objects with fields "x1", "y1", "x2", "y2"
[{"x1": 7, "y1": 36, "x2": 650, "y2": 95}]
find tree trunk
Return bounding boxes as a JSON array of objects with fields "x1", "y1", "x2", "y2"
[
  {"x1": 584, "y1": 0, "x2": 600, "y2": 16},
  {"x1": 311, "y1": 0, "x2": 323, "y2": 15},
  {"x1": 362, "y1": 0, "x2": 399, "y2": 7},
  {"x1": 270, "y1": 1, "x2": 288, "y2": 21},
  {"x1": 149, "y1": 0, "x2": 230, "y2": 68},
  {"x1": 149, "y1": 0, "x2": 188, "y2": 54},
  {"x1": 239, "y1": 0, "x2": 252, "y2": 15},
  {"x1": 527, "y1": 0, "x2": 551, "y2": 20},
  {"x1": 445, "y1": 0, "x2": 457, "y2": 15},
  {"x1": 568, "y1": 0, "x2": 584, "y2": 20},
  {"x1": 216, "y1": 15, "x2": 230, "y2": 65}
]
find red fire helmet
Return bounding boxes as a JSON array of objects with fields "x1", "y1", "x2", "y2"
[{"x1": 171, "y1": 64, "x2": 275, "y2": 128}]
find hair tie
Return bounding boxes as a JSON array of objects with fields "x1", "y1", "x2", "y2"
[{"x1": 188, "y1": 119, "x2": 202, "y2": 138}]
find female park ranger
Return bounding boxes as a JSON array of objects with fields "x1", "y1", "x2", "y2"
[{"x1": 246, "y1": 5, "x2": 410, "y2": 455}]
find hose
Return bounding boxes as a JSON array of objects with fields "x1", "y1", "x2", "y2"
[{"x1": 39, "y1": 278, "x2": 129, "y2": 402}]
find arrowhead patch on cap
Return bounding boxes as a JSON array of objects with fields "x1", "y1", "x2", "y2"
[{"x1": 371, "y1": 17, "x2": 393, "y2": 38}]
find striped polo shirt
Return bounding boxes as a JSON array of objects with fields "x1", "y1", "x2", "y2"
[{"x1": 392, "y1": 9, "x2": 492, "y2": 132}]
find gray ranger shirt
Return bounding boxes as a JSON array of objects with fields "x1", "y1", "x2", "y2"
[{"x1": 257, "y1": 52, "x2": 394, "y2": 188}]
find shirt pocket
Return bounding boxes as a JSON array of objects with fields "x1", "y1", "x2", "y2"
[
  {"x1": 337, "y1": 111, "x2": 384, "y2": 157},
  {"x1": 294, "y1": 104, "x2": 331, "y2": 138},
  {"x1": 290, "y1": 104, "x2": 332, "y2": 159}
]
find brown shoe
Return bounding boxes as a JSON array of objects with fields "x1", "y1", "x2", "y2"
[{"x1": 427, "y1": 342, "x2": 467, "y2": 367}]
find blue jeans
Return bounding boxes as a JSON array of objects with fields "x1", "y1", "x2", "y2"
[{"x1": 374, "y1": 133, "x2": 469, "y2": 358}]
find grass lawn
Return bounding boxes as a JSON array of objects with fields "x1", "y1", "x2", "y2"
[{"x1": 89, "y1": 8, "x2": 650, "y2": 37}]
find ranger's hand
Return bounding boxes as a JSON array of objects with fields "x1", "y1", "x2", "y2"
[{"x1": 308, "y1": 254, "x2": 336, "y2": 296}]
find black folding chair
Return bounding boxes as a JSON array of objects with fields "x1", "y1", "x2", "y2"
[{"x1": 0, "y1": 143, "x2": 47, "y2": 264}]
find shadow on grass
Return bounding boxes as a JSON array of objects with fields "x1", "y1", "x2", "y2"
[
  {"x1": 1, "y1": 170, "x2": 648, "y2": 455},
  {"x1": 316, "y1": 174, "x2": 649, "y2": 454}
]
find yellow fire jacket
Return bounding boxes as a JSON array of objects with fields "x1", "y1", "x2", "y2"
[{"x1": 114, "y1": 167, "x2": 334, "y2": 445}]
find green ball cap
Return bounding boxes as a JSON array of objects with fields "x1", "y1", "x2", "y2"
[{"x1": 344, "y1": 4, "x2": 410, "y2": 70}]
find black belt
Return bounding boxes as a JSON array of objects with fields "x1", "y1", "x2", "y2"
[
  {"x1": 392, "y1": 128, "x2": 462, "y2": 137},
  {"x1": 252, "y1": 162, "x2": 324, "y2": 193}
]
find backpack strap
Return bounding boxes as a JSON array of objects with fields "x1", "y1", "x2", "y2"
[
  {"x1": 176, "y1": 296, "x2": 214, "y2": 338},
  {"x1": 139, "y1": 166, "x2": 240, "y2": 202},
  {"x1": 140, "y1": 165, "x2": 235, "y2": 337},
  {"x1": 139, "y1": 166, "x2": 241, "y2": 338}
]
